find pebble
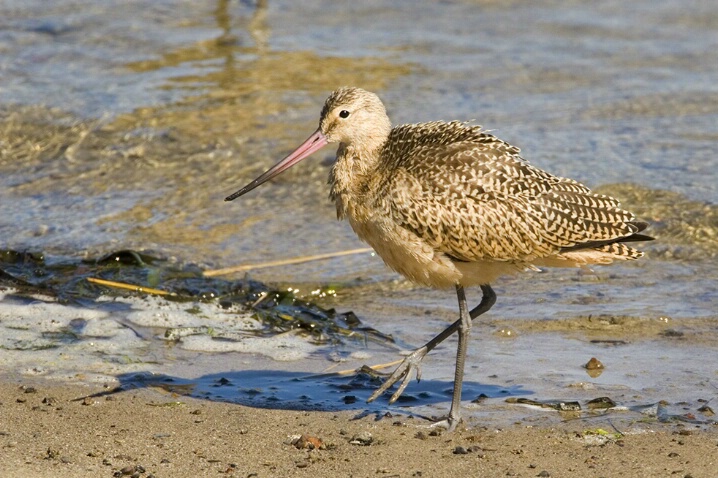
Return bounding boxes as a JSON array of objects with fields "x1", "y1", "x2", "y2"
[
  {"x1": 584, "y1": 357, "x2": 604, "y2": 370},
  {"x1": 698, "y1": 405, "x2": 714, "y2": 416},
  {"x1": 586, "y1": 397, "x2": 616, "y2": 410},
  {"x1": 42, "y1": 397, "x2": 58, "y2": 406},
  {"x1": 292, "y1": 434, "x2": 324, "y2": 450},
  {"x1": 349, "y1": 431, "x2": 373, "y2": 446},
  {"x1": 472, "y1": 393, "x2": 489, "y2": 403}
]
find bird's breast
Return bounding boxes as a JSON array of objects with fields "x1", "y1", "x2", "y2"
[{"x1": 347, "y1": 210, "x2": 462, "y2": 289}]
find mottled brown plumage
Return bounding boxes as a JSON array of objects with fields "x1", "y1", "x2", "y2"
[{"x1": 226, "y1": 86, "x2": 652, "y2": 431}]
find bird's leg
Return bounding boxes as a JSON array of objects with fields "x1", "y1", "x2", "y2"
[
  {"x1": 366, "y1": 284, "x2": 497, "y2": 425},
  {"x1": 431, "y1": 285, "x2": 472, "y2": 431}
]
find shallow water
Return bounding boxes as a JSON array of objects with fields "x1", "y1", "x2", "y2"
[{"x1": 1, "y1": 0, "x2": 717, "y2": 427}]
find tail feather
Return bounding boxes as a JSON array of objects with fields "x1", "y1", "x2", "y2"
[{"x1": 560, "y1": 221, "x2": 654, "y2": 253}]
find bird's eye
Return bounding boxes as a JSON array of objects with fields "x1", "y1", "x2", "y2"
[{"x1": 339, "y1": 110, "x2": 350, "y2": 119}]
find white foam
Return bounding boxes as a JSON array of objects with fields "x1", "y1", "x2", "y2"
[
  {"x1": 117, "y1": 295, "x2": 262, "y2": 331},
  {"x1": 179, "y1": 330, "x2": 314, "y2": 361},
  {"x1": 0, "y1": 288, "x2": 315, "y2": 384}
]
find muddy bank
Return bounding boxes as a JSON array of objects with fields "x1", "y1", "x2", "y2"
[{"x1": 1, "y1": 381, "x2": 717, "y2": 478}]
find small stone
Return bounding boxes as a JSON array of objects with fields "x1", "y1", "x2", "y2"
[
  {"x1": 120, "y1": 465, "x2": 136, "y2": 475},
  {"x1": 294, "y1": 434, "x2": 324, "y2": 450},
  {"x1": 698, "y1": 405, "x2": 714, "y2": 416},
  {"x1": 349, "y1": 431, "x2": 373, "y2": 446},
  {"x1": 537, "y1": 471, "x2": 551, "y2": 477},
  {"x1": 584, "y1": 357, "x2": 604, "y2": 370},
  {"x1": 586, "y1": 397, "x2": 616, "y2": 410},
  {"x1": 668, "y1": 452, "x2": 679, "y2": 458},
  {"x1": 453, "y1": 446, "x2": 469, "y2": 455},
  {"x1": 472, "y1": 393, "x2": 489, "y2": 403}
]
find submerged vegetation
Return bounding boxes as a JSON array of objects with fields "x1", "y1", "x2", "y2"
[{"x1": 0, "y1": 249, "x2": 390, "y2": 346}]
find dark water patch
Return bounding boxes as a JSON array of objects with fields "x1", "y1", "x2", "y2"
[{"x1": 87, "y1": 369, "x2": 529, "y2": 425}]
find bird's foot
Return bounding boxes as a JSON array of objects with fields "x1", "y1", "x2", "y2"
[
  {"x1": 366, "y1": 346, "x2": 429, "y2": 404},
  {"x1": 428, "y1": 414, "x2": 460, "y2": 433}
]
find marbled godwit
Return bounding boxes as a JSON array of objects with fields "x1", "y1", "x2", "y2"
[{"x1": 225, "y1": 87, "x2": 652, "y2": 431}]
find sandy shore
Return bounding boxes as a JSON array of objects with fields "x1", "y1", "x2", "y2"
[{"x1": 1, "y1": 380, "x2": 716, "y2": 478}]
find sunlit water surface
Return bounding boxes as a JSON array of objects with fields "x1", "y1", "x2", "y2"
[{"x1": 1, "y1": 0, "x2": 717, "y2": 428}]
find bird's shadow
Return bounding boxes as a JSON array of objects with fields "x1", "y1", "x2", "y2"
[{"x1": 84, "y1": 368, "x2": 531, "y2": 422}]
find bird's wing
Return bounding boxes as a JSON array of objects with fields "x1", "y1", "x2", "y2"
[{"x1": 380, "y1": 139, "x2": 639, "y2": 262}]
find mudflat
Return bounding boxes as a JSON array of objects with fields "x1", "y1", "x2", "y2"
[{"x1": 1, "y1": 381, "x2": 716, "y2": 478}]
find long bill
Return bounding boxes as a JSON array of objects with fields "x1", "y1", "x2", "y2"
[{"x1": 225, "y1": 128, "x2": 329, "y2": 201}]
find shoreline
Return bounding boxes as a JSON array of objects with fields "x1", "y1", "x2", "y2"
[{"x1": 1, "y1": 380, "x2": 716, "y2": 478}]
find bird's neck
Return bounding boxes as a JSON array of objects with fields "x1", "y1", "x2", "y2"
[{"x1": 329, "y1": 142, "x2": 382, "y2": 220}]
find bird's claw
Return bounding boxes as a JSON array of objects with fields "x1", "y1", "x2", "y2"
[
  {"x1": 367, "y1": 346, "x2": 429, "y2": 404},
  {"x1": 429, "y1": 416, "x2": 460, "y2": 433}
]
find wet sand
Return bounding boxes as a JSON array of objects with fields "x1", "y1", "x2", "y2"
[
  {"x1": 2, "y1": 381, "x2": 716, "y2": 478},
  {"x1": 2, "y1": 2, "x2": 718, "y2": 476}
]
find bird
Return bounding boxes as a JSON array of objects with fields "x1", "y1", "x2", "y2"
[{"x1": 225, "y1": 86, "x2": 652, "y2": 431}]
